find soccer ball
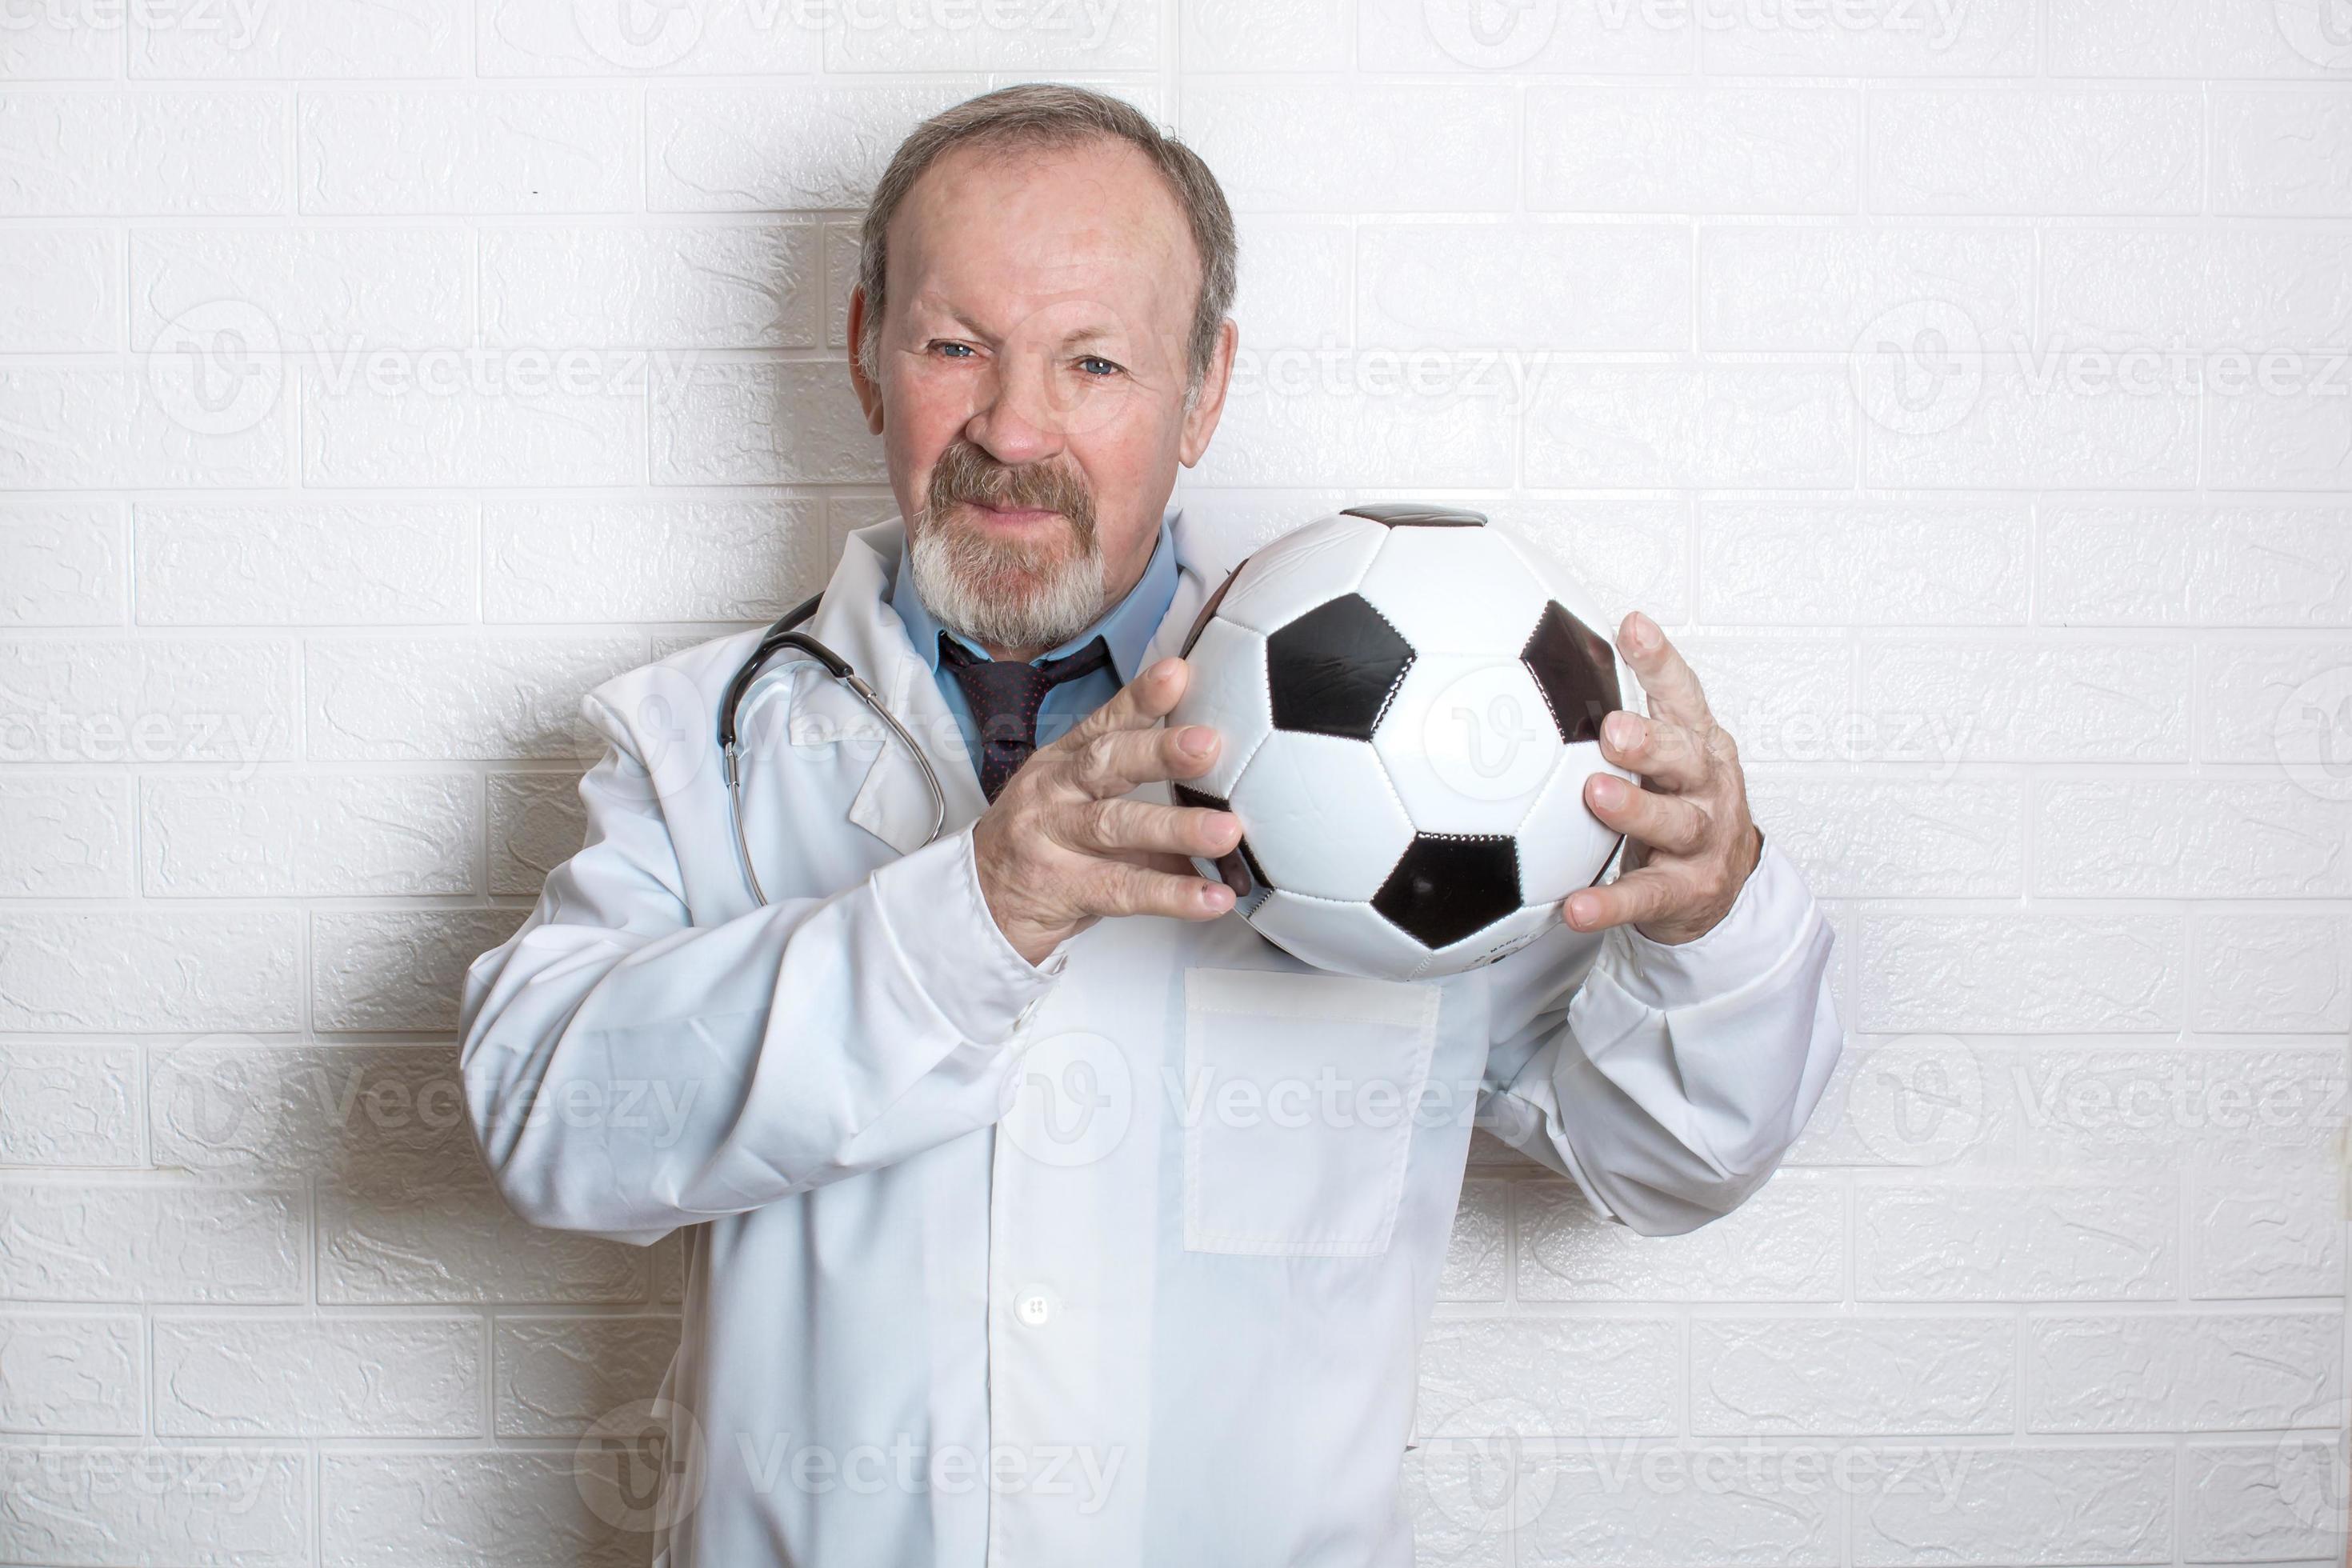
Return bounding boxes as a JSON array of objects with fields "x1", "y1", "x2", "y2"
[{"x1": 1171, "y1": 503, "x2": 1637, "y2": 982}]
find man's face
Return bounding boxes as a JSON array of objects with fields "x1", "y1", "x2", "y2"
[{"x1": 848, "y1": 135, "x2": 1235, "y2": 658}]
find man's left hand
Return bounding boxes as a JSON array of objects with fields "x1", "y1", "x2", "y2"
[{"x1": 1564, "y1": 610, "x2": 1764, "y2": 946}]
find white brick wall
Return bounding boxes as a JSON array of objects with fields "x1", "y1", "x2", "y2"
[{"x1": 1, "y1": 2, "x2": 2346, "y2": 1563}]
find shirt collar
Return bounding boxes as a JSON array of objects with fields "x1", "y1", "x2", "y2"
[{"x1": 890, "y1": 506, "x2": 1181, "y2": 684}]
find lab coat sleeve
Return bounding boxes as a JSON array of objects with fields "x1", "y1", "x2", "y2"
[
  {"x1": 1475, "y1": 838, "x2": 1842, "y2": 1236},
  {"x1": 457, "y1": 706, "x2": 1066, "y2": 1245}
]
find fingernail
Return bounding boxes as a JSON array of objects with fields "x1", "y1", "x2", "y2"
[
  {"x1": 1604, "y1": 711, "x2": 1639, "y2": 750},
  {"x1": 1590, "y1": 774, "x2": 1626, "y2": 809},
  {"x1": 1626, "y1": 612, "x2": 1655, "y2": 651},
  {"x1": 1566, "y1": 894, "x2": 1598, "y2": 928},
  {"x1": 1213, "y1": 810, "x2": 1239, "y2": 842},
  {"x1": 1179, "y1": 726, "x2": 1214, "y2": 757},
  {"x1": 1200, "y1": 882, "x2": 1230, "y2": 910}
]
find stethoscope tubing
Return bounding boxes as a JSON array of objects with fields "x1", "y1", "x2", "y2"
[{"x1": 718, "y1": 593, "x2": 950, "y2": 906}]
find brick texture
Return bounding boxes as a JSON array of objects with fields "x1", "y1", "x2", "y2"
[{"x1": 0, "y1": 8, "x2": 2345, "y2": 1564}]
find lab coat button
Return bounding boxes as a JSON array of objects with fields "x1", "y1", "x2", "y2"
[{"x1": 1014, "y1": 1286, "x2": 1055, "y2": 1326}]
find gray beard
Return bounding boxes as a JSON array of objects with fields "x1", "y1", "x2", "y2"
[{"x1": 906, "y1": 509, "x2": 1107, "y2": 654}]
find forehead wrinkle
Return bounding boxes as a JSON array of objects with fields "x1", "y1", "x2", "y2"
[{"x1": 890, "y1": 139, "x2": 1199, "y2": 343}]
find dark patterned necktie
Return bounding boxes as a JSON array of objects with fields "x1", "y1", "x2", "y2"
[{"x1": 937, "y1": 630, "x2": 1113, "y2": 802}]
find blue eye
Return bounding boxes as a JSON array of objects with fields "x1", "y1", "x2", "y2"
[
  {"x1": 930, "y1": 342, "x2": 975, "y2": 359},
  {"x1": 1078, "y1": 356, "x2": 1122, "y2": 378}
]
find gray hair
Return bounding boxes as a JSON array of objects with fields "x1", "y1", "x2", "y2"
[{"x1": 855, "y1": 83, "x2": 1238, "y2": 402}]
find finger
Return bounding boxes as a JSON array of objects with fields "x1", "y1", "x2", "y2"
[
  {"x1": 1079, "y1": 858, "x2": 1234, "y2": 922},
  {"x1": 1598, "y1": 710, "x2": 1710, "y2": 794},
  {"x1": 1617, "y1": 611, "x2": 1714, "y2": 732},
  {"x1": 1060, "y1": 797, "x2": 1242, "y2": 861},
  {"x1": 1563, "y1": 866, "x2": 1688, "y2": 934},
  {"x1": 1052, "y1": 654, "x2": 1190, "y2": 754},
  {"x1": 1058, "y1": 719, "x2": 1222, "y2": 799},
  {"x1": 1584, "y1": 771, "x2": 1710, "y2": 856}
]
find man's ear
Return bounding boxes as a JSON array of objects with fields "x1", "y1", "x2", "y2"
[
  {"x1": 846, "y1": 286, "x2": 885, "y2": 435},
  {"x1": 1176, "y1": 318, "x2": 1239, "y2": 467}
]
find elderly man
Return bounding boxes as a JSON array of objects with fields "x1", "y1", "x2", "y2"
[{"x1": 460, "y1": 82, "x2": 1840, "y2": 1566}]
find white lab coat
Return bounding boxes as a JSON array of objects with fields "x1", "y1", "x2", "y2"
[{"x1": 458, "y1": 509, "x2": 1842, "y2": 1567}]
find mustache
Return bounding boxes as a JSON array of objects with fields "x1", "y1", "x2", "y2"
[{"x1": 923, "y1": 440, "x2": 1096, "y2": 546}]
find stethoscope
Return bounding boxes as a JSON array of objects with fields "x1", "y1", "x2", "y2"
[{"x1": 717, "y1": 591, "x2": 950, "y2": 906}]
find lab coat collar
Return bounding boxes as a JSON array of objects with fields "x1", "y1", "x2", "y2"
[{"x1": 792, "y1": 503, "x2": 1209, "y2": 857}]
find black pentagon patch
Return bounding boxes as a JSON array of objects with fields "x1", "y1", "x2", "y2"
[
  {"x1": 1174, "y1": 782, "x2": 1273, "y2": 900},
  {"x1": 1266, "y1": 593, "x2": 1414, "y2": 741},
  {"x1": 1340, "y1": 502, "x2": 1489, "y2": 528},
  {"x1": 1521, "y1": 600, "x2": 1622, "y2": 745},
  {"x1": 1372, "y1": 834, "x2": 1522, "y2": 950}
]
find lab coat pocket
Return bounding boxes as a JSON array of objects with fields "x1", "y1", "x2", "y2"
[{"x1": 1181, "y1": 966, "x2": 1442, "y2": 1258}]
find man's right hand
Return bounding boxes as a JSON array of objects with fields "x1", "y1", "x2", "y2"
[{"x1": 972, "y1": 655, "x2": 1243, "y2": 967}]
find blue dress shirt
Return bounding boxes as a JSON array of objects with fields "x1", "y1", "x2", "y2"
[{"x1": 889, "y1": 510, "x2": 1181, "y2": 778}]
